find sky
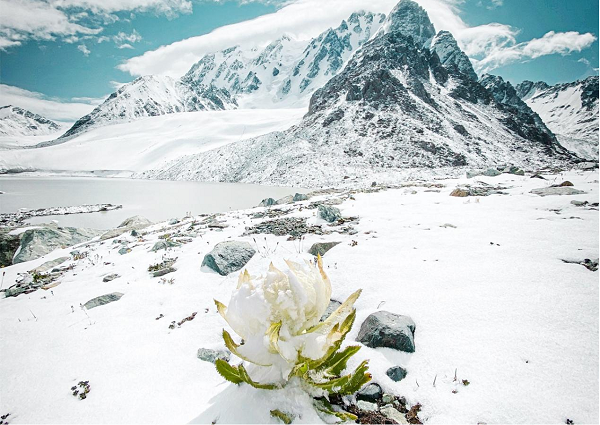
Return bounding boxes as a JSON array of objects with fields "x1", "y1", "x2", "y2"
[{"x1": 0, "y1": 0, "x2": 597, "y2": 122}]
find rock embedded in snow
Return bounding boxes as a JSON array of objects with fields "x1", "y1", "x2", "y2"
[
  {"x1": 356, "y1": 383, "x2": 383, "y2": 402},
  {"x1": 308, "y1": 241, "x2": 341, "y2": 257},
  {"x1": 102, "y1": 274, "x2": 120, "y2": 283},
  {"x1": 31, "y1": 257, "x2": 70, "y2": 274},
  {"x1": 356, "y1": 400, "x2": 378, "y2": 412},
  {"x1": 83, "y1": 292, "x2": 124, "y2": 310},
  {"x1": 530, "y1": 187, "x2": 586, "y2": 197},
  {"x1": 151, "y1": 240, "x2": 181, "y2": 252},
  {"x1": 380, "y1": 405, "x2": 409, "y2": 424},
  {"x1": 483, "y1": 168, "x2": 502, "y2": 177},
  {"x1": 201, "y1": 241, "x2": 256, "y2": 276},
  {"x1": 293, "y1": 193, "x2": 309, "y2": 202},
  {"x1": 101, "y1": 216, "x2": 152, "y2": 241},
  {"x1": 357, "y1": 311, "x2": 416, "y2": 352},
  {"x1": 275, "y1": 195, "x2": 294, "y2": 205},
  {"x1": 320, "y1": 299, "x2": 342, "y2": 321},
  {"x1": 557, "y1": 181, "x2": 574, "y2": 187},
  {"x1": 197, "y1": 348, "x2": 231, "y2": 364},
  {"x1": 258, "y1": 198, "x2": 276, "y2": 207},
  {"x1": 317, "y1": 204, "x2": 342, "y2": 223},
  {"x1": 503, "y1": 166, "x2": 525, "y2": 176},
  {"x1": 450, "y1": 188, "x2": 468, "y2": 197},
  {"x1": 386, "y1": 365, "x2": 408, "y2": 382},
  {"x1": 13, "y1": 226, "x2": 102, "y2": 264}
]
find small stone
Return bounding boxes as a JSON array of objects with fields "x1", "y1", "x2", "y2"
[
  {"x1": 440, "y1": 223, "x2": 457, "y2": 228},
  {"x1": 356, "y1": 400, "x2": 378, "y2": 412},
  {"x1": 197, "y1": 348, "x2": 231, "y2": 363},
  {"x1": 102, "y1": 273, "x2": 120, "y2": 282},
  {"x1": 83, "y1": 292, "x2": 124, "y2": 310},
  {"x1": 450, "y1": 188, "x2": 468, "y2": 197},
  {"x1": 118, "y1": 247, "x2": 131, "y2": 255},
  {"x1": 371, "y1": 181, "x2": 377, "y2": 187},
  {"x1": 317, "y1": 204, "x2": 342, "y2": 223},
  {"x1": 382, "y1": 394, "x2": 395, "y2": 404},
  {"x1": 380, "y1": 405, "x2": 408, "y2": 424},
  {"x1": 152, "y1": 267, "x2": 176, "y2": 277},
  {"x1": 571, "y1": 200, "x2": 588, "y2": 206},
  {"x1": 308, "y1": 241, "x2": 341, "y2": 257},
  {"x1": 386, "y1": 366, "x2": 408, "y2": 382},
  {"x1": 356, "y1": 383, "x2": 383, "y2": 403}
]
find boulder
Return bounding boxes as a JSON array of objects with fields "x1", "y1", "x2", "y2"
[
  {"x1": 0, "y1": 231, "x2": 21, "y2": 267},
  {"x1": 100, "y1": 216, "x2": 152, "y2": 241},
  {"x1": 482, "y1": 168, "x2": 501, "y2": 177},
  {"x1": 150, "y1": 240, "x2": 181, "y2": 252},
  {"x1": 83, "y1": 292, "x2": 124, "y2": 310},
  {"x1": 530, "y1": 187, "x2": 586, "y2": 197},
  {"x1": 466, "y1": 170, "x2": 480, "y2": 179},
  {"x1": 503, "y1": 166, "x2": 524, "y2": 175},
  {"x1": 386, "y1": 366, "x2": 408, "y2": 382},
  {"x1": 197, "y1": 348, "x2": 231, "y2": 364},
  {"x1": 558, "y1": 181, "x2": 574, "y2": 187},
  {"x1": 118, "y1": 247, "x2": 131, "y2": 255},
  {"x1": 275, "y1": 195, "x2": 294, "y2": 205},
  {"x1": 258, "y1": 198, "x2": 276, "y2": 207},
  {"x1": 13, "y1": 225, "x2": 101, "y2": 264},
  {"x1": 293, "y1": 193, "x2": 309, "y2": 202},
  {"x1": 202, "y1": 241, "x2": 256, "y2": 276},
  {"x1": 308, "y1": 241, "x2": 341, "y2": 257},
  {"x1": 357, "y1": 311, "x2": 416, "y2": 353},
  {"x1": 317, "y1": 204, "x2": 342, "y2": 223},
  {"x1": 450, "y1": 188, "x2": 468, "y2": 197},
  {"x1": 31, "y1": 257, "x2": 70, "y2": 274},
  {"x1": 356, "y1": 383, "x2": 383, "y2": 403}
]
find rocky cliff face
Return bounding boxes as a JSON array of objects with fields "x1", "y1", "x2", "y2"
[{"x1": 0, "y1": 105, "x2": 62, "y2": 137}]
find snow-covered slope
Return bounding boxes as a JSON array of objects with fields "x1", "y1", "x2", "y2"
[
  {"x1": 516, "y1": 76, "x2": 599, "y2": 160},
  {"x1": 0, "y1": 105, "x2": 62, "y2": 137},
  {"x1": 141, "y1": 0, "x2": 571, "y2": 188},
  {"x1": 182, "y1": 11, "x2": 385, "y2": 108},
  {"x1": 55, "y1": 76, "x2": 236, "y2": 142},
  {"x1": 0, "y1": 109, "x2": 305, "y2": 174}
]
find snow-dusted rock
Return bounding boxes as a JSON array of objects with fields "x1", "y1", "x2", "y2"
[
  {"x1": 356, "y1": 400, "x2": 378, "y2": 412},
  {"x1": 293, "y1": 193, "x2": 309, "y2": 202},
  {"x1": 379, "y1": 0, "x2": 436, "y2": 47},
  {"x1": 0, "y1": 105, "x2": 62, "y2": 137},
  {"x1": 317, "y1": 205, "x2": 342, "y2": 223},
  {"x1": 357, "y1": 311, "x2": 416, "y2": 352},
  {"x1": 431, "y1": 30, "x2": 477, "y2": 81},
  {"x1": 196, "y1": 348, "x2": 231, "y2": 364},
  {"x1": 13, "y1": 226, "x2": 101, "y2": 264},
  {"x1": 530, "y1": 187, "x2": 586, "y2": 197},
  {"x1": 308, "y1": 241, "x2": 341, "y2": 257},
  {"x1": 0, "y1": 231, "x2": 21, "y2": 267},
  {"x1": 380, "y1": 405, "x2": 409, "y2": 424},
  {"x1": 101, "y1": 216, "x2": 152, "y2": 240},
  {"x1": 258, "y1": 198, "x2": 276, "y2": 207},
  {"x1": 386, "y1": 365, "x2": 408, "y2": 382},
  {"x1": 102, "y1": 273, "x2": 120, "y2": 283},
  {"x1": 201, "y1": 241, "x2": 256, "y2": 276},
  {"x1": 31, "y1": 257, "x2": 70, "y2": 274},
  {"x1": 83, "y1": 292, "x2": 124, "y2": 310},
  {"x1": 356, "y1": 383, "x2": 383, "y2": 402}
]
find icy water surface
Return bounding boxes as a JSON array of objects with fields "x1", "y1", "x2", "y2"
[{"x1": 0, "y1": 176, "x2": 307, "y2": 229}]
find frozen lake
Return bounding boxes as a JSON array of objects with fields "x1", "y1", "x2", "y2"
[{"x1": 0, "y1": 176, "x2": 306, "y2": 229}]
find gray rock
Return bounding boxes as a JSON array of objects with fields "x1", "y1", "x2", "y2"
[
  {"x1": 197, "y1": 348, "x2": 231, "y2": 363},
  {"x1": 201, "y1": 241, "x2": 256, "y2": 276},
  {"x1": 466, "y1": 170, "x2": 480, "y2": 179},
  {"x1": 317, "y1": 204, "x2": 342, "y2": 223},
  {"x1": 293, "y1": 193, "x2": 309, "y2": 202},
  {"x1": 275, "y1": 195, "x2": 294, "y2": 205},
  {"x1": 357, "y1": 311, "x2": 416, "y2": 352},
  {"x1": 482, "y1": 168, "x2": 501, "y2": 177},
  {"x1": 382, "y1": 393, "x2": 395, "y2": 404},
  {"x1": 4, "y1": 286, "x2": 28, "y2": 297},
  {"x1": 118, "y1": 247, "x2": 131, "y2": 255},
  {"x1": 101, "y1": 216, "x2": 152, "y2": 240},
  {"x1": 571, "y1": 200, "x2": 588, "y2": 206},
  {"x1": 258, "y1": 198, "x2": 276, "y2": 207},
  {"x1": 320, "y1": 299, "x2": 342, "y2": 321},
  {"x1": 152, "y1": 267, "x2": 176, "y2": 277},
  {"x1": 530, "y1": 187, "x2": 586, "y2": 197},
  {"x1": 380, "y1": 405, "x2": 408, "y2": 424},
  {"x1": 150, "y1": 240, "x2": 181, "y2": 252},
  {"x1": 83, "y1": 292, "x2": 124, "y2": 310},
  {"x1": 503, "y1": 166, "x2": 524, "y2": 176},
  {"x1": 356, "y1": 383, "x2": 383, "y2": 403},
  {"x1": 0, "y1": 230, "x2": 21, "y2": 267},
  {"x1": 103, "y1": 273, "x2": 120, "y2": 282},
  {"x1": 13, "y1": 226, "x2": 101, "y2": 264},
  {"x1": 356, "y1": 400, "x2": 378, "y2": 412},
  {"x1": 386, "y1": 366, "x2": 408, "y2": 382},
  {"x1": 308, "y1": 241, "x2": 341, "y2": 257},
  {"x1": 31, "y1": 256, "x2": 70, "y2": 274}
]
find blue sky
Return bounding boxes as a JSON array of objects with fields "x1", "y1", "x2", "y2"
[{"x1": 0, "y1": 0, "x2": 597, "y2": 121}]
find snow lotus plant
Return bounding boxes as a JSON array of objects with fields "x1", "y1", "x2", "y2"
[{"x1": 213, "y1": 256, "x2": 370, "y2": 421}]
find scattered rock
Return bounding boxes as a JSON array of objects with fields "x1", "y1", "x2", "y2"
[
  {"x1": 503, "y1": 166, "x2": 524, "y2": 176},
  {"x1": 153, "y1": 268, "x2": 176, "y2": 277},
  {"x1": 150, "y1": 240, "x2": 181, "y2": 251},
  {"x1": 317, "y1": 204, "x2": 342, "y2": 223},
  {"x1": 530, "y1": 187, "x2": 586, "y2": 197},
  {"x1": 13, "y1": 225, "x2": 101, "y2": 264},
  {"x1": 102, "y1": 273, "x2": 120, "y2": 282},
  {"x1": 244, "y1": 217, "x2": 325, "y2": 240},
  {"x1": 83, "y1": 292, "x2": 124, "y2": 310},
  {"x1": 482, "y1": 168, "x2": 501, "y2": 177},
  {"x1": 101, "y1": 216, "x2": 152, "y2": 240},
  {"x1": 308, "y1": 241, "x2": 341, "y2": 257},
  {"x1": 356, "y1": 383, "x2": 383, "y2": 403},
  {"x1": 320, "y1": 299, "x2": 342, "y2": 321},
  {"x1": 356, "y1": 400, "x2": 378, "y2": 412},
  {"x1": 201, "y1": 241, "x2": 256, "y2": 276},
  {"x1": 293, "y1": 193, "x2": 309, "y2": 202},
  {"x1": 118, "y1": 247, "x2": 131, "y2": 255},
  {"x1": 380, "y1": 405, "x2": 409, "y2": 424},
  {"x1": 30, "y1": 256, "x2": 70, "y2": 274},
  {"x1": 450, "y1": 188, "x2": 468, "y2": 197},
  {"x1": 386, "y1": 366, "x2": 408, "y2": 382},
  {"x1": 357, "y1": 311, "x2": 416, "y2": 353},
  {"x1": 197, "y1": 348, "x2": 231, "y2": 364},
  {"x1": 258, "y1": 198, "x2": 276, "y2": 207},
  {"x1": 382, "y1": 394, "x2": 395, "y2": 404}
]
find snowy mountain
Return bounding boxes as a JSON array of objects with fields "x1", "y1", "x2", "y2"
[
  {"x1": 0, "y1": 105, "x2": 62, "y2": 137},
  {"x1": 516, "y1": 76, "x2": 599, "y2": 160},
  {"x1": 139, "y1": 0, "x2": 571, "y2": 187},
  {"x1": 55, "y1": 76, "x2": 236, "y2": 142},
  {"x1": 182, "y1": 11, "x2": 386, "y2": 108}
]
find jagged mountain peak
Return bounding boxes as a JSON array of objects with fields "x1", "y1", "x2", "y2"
[
  {"x1": 431, "y1": 30, "x2": 478, "y2": 81},
  {"x1": 0, "y1": 105, "x2": 62, "y2": 137},
  {"x1": 515, "y1": 80, "x2": 550, "y2": 100},
  {"x1": 380, "y1": 0, "x2": 436, "y2": 48}
]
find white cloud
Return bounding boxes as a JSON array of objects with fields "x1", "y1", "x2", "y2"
[
  {"x1": 114, "y1": 29, "x2": 142, "y2": 48},
  {"x1": 109, "y1": 80, "x2": 128, "y2": 90},
  {"x1": 0, "y1": 0, "x2": 188, "y2": 49},
  {"x1": 118, "y1": 43, "x2": 134, "y2": 49},
  {"x1": 77, "y1": 43, "x2": 91, "y2": 55},
  {"x1": 0, "y1": 84, "x2": 99, "y2": 122}
]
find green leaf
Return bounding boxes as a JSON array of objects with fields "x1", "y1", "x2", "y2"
[
  {"x1": 237, "y1": 364, "x2": 279, "y2": 390},
  {"x1": 325, "y1": 345, "x2": 361, "y2": 376},
  {"x1": 313, "y1": 398, "x2": 358, "y2": 423},
  {"x1": 270, "y1": 409, "x2": 294, "y2": 424},
  {"x1": 338, "y1": 360, "x2": 371, "y2": 395},
  {"x1": 215, "y1": 359, "x2": 243, "y2": 385},
  {"x1": 222, "y1": 329, "x2": 272, "y2": 367}
]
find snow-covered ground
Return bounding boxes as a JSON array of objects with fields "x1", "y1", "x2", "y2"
[
  {"x1": 0, "y1": 170, "x2": 598, "y2": 424},
  {"x1": 0, "y1": 108, "x2": 305, "y2": 175}
]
